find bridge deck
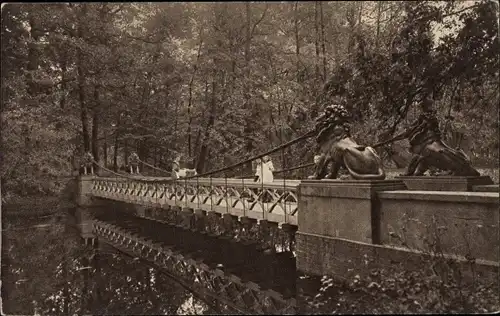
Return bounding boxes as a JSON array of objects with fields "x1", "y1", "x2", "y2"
[{"x1": 89, "y1": 176, "x2": 300, "y2": 225}]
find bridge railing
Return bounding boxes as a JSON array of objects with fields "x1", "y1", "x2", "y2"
[{"x1": 90, "y1": 176, "x2": 300, "y2": 225}]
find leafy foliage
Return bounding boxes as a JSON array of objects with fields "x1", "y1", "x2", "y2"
[
  {"x1": 300, "y1": 266, "x2": 499, "y2": 314},
  {"x1": 1, "y1": 1, "x2": 498, "y2": 198}
]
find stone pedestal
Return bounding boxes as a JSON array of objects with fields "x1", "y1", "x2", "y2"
[
  {"x1": 77, "y1": 175, "x2": 96, "y2": 207},
  {"x1": 396, "y1": 175, "x2": 494, "y2": 192},
  {"x1": 297, "y1": 180, "x2": 405, "y2": 244}
]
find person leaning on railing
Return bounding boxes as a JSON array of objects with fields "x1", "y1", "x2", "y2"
[
  {"x1": 171, "y1": 156, "x2": 197, "y2": 179},
  {"x1": 171, "y1": 156, "x2": 181, "y2": 179},
  {"x1": 253, "y1": 156, "x2": 274, "y2": 203}
]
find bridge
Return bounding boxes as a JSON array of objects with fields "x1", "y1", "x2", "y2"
[
  {"x1": 75, "y1": 148, "x2": 499, "y2": 314},
  {"x1": 90, "y1": 176, "x2": 300, "y2": 225}
]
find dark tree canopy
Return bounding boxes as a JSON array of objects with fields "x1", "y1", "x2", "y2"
[{"x1": 1, "y1": 1, "x2": 498, "y2": 197}]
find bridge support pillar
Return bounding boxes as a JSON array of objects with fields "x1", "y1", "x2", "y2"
[
  {"x1": 194, "y1": 209, "x2": 207, "y2": 231},
  {"x1": 259, "y1": 220, "x2": 279, "y2": 250},
  {"x1": 207, "y1": 211, "x2": 221, "y2": 234},
  {"x1": 171, "y1": 206, "x2": 182, "y2": 225},
  {"x1": 281, "y1": 223, "x2": 298, "y2": 251},
  {"x1": 75, "y1": 207, "x2": 95, "y2": 240},
  {"x1": 295, "y1": 179, "x2": 405, "y2": 276},
  {"x1": 222, "y1": 214, "x2": 238, "y2": 235},
  {"x1": 181, "y1": 207, "x2": 195, "y2": 229},
  {"x1": 77, "y1": 175, "x2": 100, "y2": 207},
  {"x1": 259, "y1": 220, "x2": 271, "y2": 246},
  {"x1": 240, "y1": 216, "x2": 257, "y2": 240}
]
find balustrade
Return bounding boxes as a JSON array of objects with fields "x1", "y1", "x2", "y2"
[{"x1": 90, "y1": 177, "x2": 300, "y2": 225}]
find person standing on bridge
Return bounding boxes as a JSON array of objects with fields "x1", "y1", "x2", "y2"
[
  {"x1": 254, "y1": 156, "x2": 274, "y2": 203},
  {"x1": 261, "y1": 155, "x2": 274, "y2": 183},
  {"x1": 171, "y1": 156, "x2": 181, "y2": 179},
  {"x1": 254, "y1": 156, "x2": 274, "y2": 183}
]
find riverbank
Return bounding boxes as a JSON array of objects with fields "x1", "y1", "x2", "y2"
[
  {"x1": 3, "y1": 194, "x2": 75, "y2": 213},
  {"x1": 298, "y1": 270, "x2": 500, "y2": 314}
]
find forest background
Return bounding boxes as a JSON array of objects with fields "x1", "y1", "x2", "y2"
[{"x1": 1, "y1": 1, "x2": 498, "y2": 198}]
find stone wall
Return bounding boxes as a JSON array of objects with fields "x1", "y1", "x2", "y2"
[
  {"x1": 296, "y1": 232, "x2": 498, "y2": 282},
  {"x1": 296, "y1": 180, "x2": 499, "y2": 283},
  {"x1": 378, "y1": 191, "x2": 499, "y2": 262}
]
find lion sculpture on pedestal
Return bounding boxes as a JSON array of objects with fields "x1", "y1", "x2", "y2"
[{"x1": 309, "y1": 104, "x2": 386, "y2": 180}]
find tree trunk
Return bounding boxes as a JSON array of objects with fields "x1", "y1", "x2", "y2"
[
  {"x1": 241, "y1": 2, "x2": 255, "y2": 174},
  {"x1": 196, "y1": 78, "x2": 217, "y2": 173},
  {"x1": 193, "y1": 80, "x2": 209, "y2": 168},
  {"x1": 347, "y1": 3, "x2": 357, "y2": 58},
  {"x1": 77, "y1": 5, "x2": 90, "y2": 152},
  {"x1": 124, "y1": 139, "x2": 129, "y2": 167},
  {"x1": 113, "y1": 130, "x2": 119, "y2": 171},
  {"x1": 60, "y1": 50, "x2": 68, "y2": 109},
  {"x1": 375, "y1": 2, "x2": 382, "y2": 53},
  {"x1": 358, "y1": 2, "x2": 363, "y2": 25},
  {"x1": 173, "y1": 99, "x2": 179, "y2": 153},
  {"x1": 91, "y1": 111, "x2": 99, "y2": 170},
  {"x1": 187, "y1": 32, "x2": 203, "y2": 158},
  {"x1": 294, "y1": 2, "x2": 301, "y2": 83},
  {"x1": 27, "y1": 14, "x2": 40, "y2": 97},
  {"x1": 91, "y1": 86, "x2": 100, "y2": 171},
  {"x1": 319, "y1": 1, "x2": 327, "y2": 81},
  {"x1": 103, "y1": 132, "x2": 108, "y2": 168},
  {"x1": 314, "y1": 2, "x2": 320, "y2": 81}
]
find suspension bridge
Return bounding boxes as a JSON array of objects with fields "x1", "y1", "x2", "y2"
[{"x1": 74, "y1": 128, "x2": 499, "y2": 315}]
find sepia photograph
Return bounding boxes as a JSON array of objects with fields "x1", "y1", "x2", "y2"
[{"x1": 1, "y1": 1, "x2": 499, "y2": 314}]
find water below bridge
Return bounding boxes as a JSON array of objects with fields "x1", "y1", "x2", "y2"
[
  {"x1": 2, "y1": 201, "x2": 352, "y2": 315},
  {"x1": 4, "y1": 197, "x2": 498, "y2": 314}
]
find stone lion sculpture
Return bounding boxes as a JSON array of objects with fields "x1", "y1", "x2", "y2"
[
  {"x1": 309, "y1": 104, "x2": 386, "y2": 180},
  {"x1": 82, "y1": 152, "x2": 94, "y2": 175},
  {"x1": 374, "y1": 97, "x2": 480, "y2": 177},
  {"x1": 128, "y1": 152, "x2": 140, "y2": 174}
]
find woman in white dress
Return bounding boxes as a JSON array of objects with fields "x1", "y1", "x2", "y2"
[
  {"x1": 254, "y1": 156, "x2": 274, "y2": 203},
  {"x1": 261, "y1": 155, "x2": 274, "y2": 183},
  {"x1": 254, "y1": 156, "x2": 274, "y2": 183}
]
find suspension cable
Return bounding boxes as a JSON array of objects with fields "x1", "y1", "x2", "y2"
[
  {"x1": 276, "y1": 162, "x2": 315, "y2": 175},
  {"x1": 89, "y1": 129, "x2": 314, "y2": 183},
  {"x1": 235, "y1": 162, "x2": 315, "y2": 179},
  {"x1": 93, "y1": 160, "x2": 167, "y2": 182},
  {"x1": 138, "y1": 158, "x2": 171, "y2": 175},
  {"x1": 183, "y1": 129, "x2": 315, "y2": 180}
]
